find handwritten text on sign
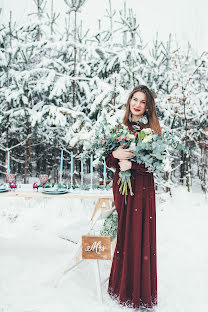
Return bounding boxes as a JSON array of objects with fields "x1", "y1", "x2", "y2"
[{"x1": 82, "y1": 235, "x2": 111, "y2": 260}]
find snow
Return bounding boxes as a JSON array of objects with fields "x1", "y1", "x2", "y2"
[{"x1": 0, "y1": 186, "x2": 207, "y2": 312}]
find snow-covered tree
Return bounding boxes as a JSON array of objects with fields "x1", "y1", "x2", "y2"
[{"x1": 0, "y1": 0, "x2": 207, "y2": 192}]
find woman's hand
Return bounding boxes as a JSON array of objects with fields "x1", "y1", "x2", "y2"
[
  {"x1": 118, "y1": 159, "x2": 132, "y2": 171},
  {"x1": 112, "y1": 143, "x2": 135, "y2": 160}
]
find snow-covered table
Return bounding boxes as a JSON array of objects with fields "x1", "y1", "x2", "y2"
[
  {"x1": 0, "y1": 189, "x2": 115, "y2": 304},
  {"x1": 0, "y1": 189, "x2": 114, "y2": 243},
  {"x1": 0, "y1": 190, "x2": 113, "y2": 199},
  {"x1": 0, "y1": 190, "x2": 113, "y2": 212}
]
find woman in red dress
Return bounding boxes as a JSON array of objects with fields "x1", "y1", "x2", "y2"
[{"x1": 105, "y1": 85, "x2": 162, "y2": 311}]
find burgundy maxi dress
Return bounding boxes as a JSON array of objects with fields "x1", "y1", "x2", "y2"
[{"x1": 105, "y1": 121, "x2": 157, "y2": 310}]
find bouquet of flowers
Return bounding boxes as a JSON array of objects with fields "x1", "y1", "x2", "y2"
[{"x1": 90, "y1": 118, "x2": 187, "y2": 204}]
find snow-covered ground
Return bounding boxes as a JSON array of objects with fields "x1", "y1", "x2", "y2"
[{"x1": 0, "y1": 186, "x2": 207, "y2": 312}]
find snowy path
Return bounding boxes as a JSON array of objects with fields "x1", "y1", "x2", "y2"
[{"x1": 0, "y1": 186, "x2": 207, "y2": 312}]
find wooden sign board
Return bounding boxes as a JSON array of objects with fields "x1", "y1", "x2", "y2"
[{"x1": 82, "y1": 235, "x2": 111, "y2": 260}]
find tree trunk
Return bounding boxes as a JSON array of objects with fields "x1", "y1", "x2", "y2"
[
  {"x1": 180, "y1": 150, "x2": 185, "y2": 184},
  {"x1": 199, "y1": 144, "x2": 207, "y2": 193}
]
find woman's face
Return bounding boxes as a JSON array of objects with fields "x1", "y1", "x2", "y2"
[{"x1": 130, "y1": 91, "x2": 146, "y2": 121}]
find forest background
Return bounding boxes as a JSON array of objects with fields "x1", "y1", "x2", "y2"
[{"x1": 0, "y1": 0, "x2": 207, "y2": 193}]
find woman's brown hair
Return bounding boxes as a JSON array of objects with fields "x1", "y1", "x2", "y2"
[{"x1": 122, "y1": 85, "x2": 162, "y2": 136}]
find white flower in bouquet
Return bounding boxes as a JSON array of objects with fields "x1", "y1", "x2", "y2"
[
  {"x1": 142, "y1": 128, "x2": 152, "y2": 135},
  {"x1": 127, "y1": 133, "x2": 135, "y2": 139},
  {"x1": 142, "y1": 134, "x2": 153, "y2": 143}
]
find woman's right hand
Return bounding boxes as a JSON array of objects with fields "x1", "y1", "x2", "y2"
[{"x1": 112, "y1": 143, "x2": 135, "y2": 160}]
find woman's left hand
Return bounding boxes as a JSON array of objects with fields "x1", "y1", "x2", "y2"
[{"x1": 118, "y1": 159, "x2": 132, "y2": 171}]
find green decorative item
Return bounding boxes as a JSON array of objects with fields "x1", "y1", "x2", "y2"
[
  {"x1": 44, "y1": 184, "x2": 51, "y2": 188},
  {"x1": 100, "y1": 213, "x2": 118, "y2": 241},
  {"x1": 57, "y1": 183, "x2": 67, "y2": 189}
]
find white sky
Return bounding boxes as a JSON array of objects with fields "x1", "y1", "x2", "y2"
[{"x1": 0, "y1": 0, "x2": 207, "y2": 56}]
